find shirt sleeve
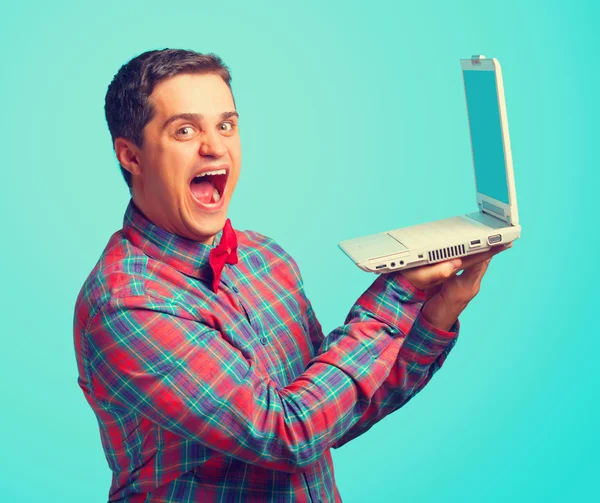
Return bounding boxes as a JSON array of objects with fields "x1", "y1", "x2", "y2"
[
  {"x1": 83, "y1": 291, "x2": 411, "y2": 474},
  {"x1": 302, "y1": 273, "x2": 460, "y2": 449}
]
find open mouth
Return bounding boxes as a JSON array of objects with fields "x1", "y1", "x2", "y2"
[{"x1": 189, "y1": 167, "x2": 228, "y2": 207}]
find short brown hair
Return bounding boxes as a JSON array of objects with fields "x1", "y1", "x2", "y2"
[{"x1": 104, "y1": 48, "x2": 233, "y2": 191}]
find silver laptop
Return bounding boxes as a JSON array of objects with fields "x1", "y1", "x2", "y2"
[{"x1": 338, "y1": 55, "x2": 521, "y2": 273}]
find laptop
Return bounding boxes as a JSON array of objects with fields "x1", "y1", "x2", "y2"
[{"x1": 338, "y1": 55, "x2": 521, "y2": 273}]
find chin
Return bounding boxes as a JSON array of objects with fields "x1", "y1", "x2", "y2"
[{"x1": 187, "y1": 209, "x2": 228, "y2": 242}]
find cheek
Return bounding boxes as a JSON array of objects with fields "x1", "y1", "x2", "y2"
[
  {"x1": 228, "y1": 136, "x2": 242, "y2": 159},
  {"x1": 157, "y1": 151, "x2": 190, "y2": 193},
  {"x1": 228, "y1": 142, "x2": 241, "y2": 185},
  {"x1": 150, "y1": 169, "x2": 180, "y2": 201}
]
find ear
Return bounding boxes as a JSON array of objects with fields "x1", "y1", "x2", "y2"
[{"x1": 114, "y1": 137, "x2": 142, "y2": 176}]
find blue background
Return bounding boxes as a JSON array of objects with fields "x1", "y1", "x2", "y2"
[{"x1": 1, "y1": 0, "x2": 597, "y2": 501}]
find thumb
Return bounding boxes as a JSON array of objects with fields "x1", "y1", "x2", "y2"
[{"x1": 457, "y1": 257, "x2": 492, "y2": 295}]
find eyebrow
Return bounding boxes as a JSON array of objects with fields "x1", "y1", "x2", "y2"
[{"x1": 161, "y1": 111, "x2": 239, "y2": 131}]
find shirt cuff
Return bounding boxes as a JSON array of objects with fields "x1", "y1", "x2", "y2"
[
  {"x1": 398, "y1": 310, "x2": 460, "y2": 366},
  {"x1": 417, "y1": 310, "x2": 460, "y2": 342},
  {"x1": 353, "y1": 273, "x2": 426, "y2": 339}
]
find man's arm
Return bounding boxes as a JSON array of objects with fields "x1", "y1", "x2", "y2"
[
  {"x1": 295, "y1": 243, "x2": 511, "y2": 448},
  {"x1": 83, "y1": 290, "x2": 415, "y2": 474},
  {"x1": 301, "y1": 273, "x2": 459, "y2": 448}
]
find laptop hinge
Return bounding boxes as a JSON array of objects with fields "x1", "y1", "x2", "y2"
[{"x1": 480, "y1": 200, "x2": 511, "y2": 225}]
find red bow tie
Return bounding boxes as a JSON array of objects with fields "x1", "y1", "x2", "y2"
[{"x1": 208, "y1": 218, "x2": 238, "y2": 293}]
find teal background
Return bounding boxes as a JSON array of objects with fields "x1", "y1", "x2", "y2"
[{"x1": 1, "y1": 0, "x2": 597, "y2": 501}]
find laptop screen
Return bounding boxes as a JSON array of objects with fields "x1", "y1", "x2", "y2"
[{"x1": 463, "y1": 69, "x2": 509, "y2": 205}]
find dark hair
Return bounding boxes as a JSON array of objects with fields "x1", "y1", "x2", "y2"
[{"x1": 104, "y1": 48, "x2": 233, "y2": 191}]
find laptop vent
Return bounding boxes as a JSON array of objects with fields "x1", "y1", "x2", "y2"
[{"x1": 428, "y1": 244, "x2": 465, "y2": 262}]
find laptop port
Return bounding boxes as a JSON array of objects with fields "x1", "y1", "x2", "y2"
[
  {"x1": 488, "y1": 234, "x2": 502, "y2": 244},
  {"x1": 390, "y1": 262, "x2": 396, "y2": 267},
  {"x1": 375, "y1": 264, "x2": 386, "y2": 270},
  {"x1": 470, "y1": 239, "x2": 481, "y2": 245}
]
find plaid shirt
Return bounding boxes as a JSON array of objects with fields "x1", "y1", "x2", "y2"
[{"x1": 73, "y1": 200, "x2": 460, "y2": 503}]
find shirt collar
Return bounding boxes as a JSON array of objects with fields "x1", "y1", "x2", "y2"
[{"x1": 122, "y1": 199, "x2": 225, "y2": 281}]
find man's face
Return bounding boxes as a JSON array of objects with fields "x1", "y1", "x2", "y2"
[{"x1": 125, "y1": 72, "x2": 241, "y2": 244}]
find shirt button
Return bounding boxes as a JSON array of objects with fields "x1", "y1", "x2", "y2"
[
  {"x1": 260, "y1": 337, "x2": 268, "y2": 345},
  {"x1": 231, "y1": 285, "x2": 239, "y2": 293}
]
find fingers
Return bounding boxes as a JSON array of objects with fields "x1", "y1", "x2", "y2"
[
  {"x1": 419, "y1": 243, "x2": 512, "y2": 330},
  {"x1": 447, "y1": 245, "x2": 502, "y2": 301},
  {"x1": 422, "y1": 258, "x2": 491, "y2": 330},
  {"x1": 451, "y1": 243, "x2": 511, "y2": 273},
  {"x1": 456, "y1": 256, "x2": 492, "y2": 298},
  {"x1": 400, "y1": 242, "x2": 513, "y2": 291},
  {"x1": 401, "y1": 259, "x2": 460, "y2": 291}
]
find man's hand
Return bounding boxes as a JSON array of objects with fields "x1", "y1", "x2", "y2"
[{"x1": 400, "y1": 243, "x2": 513, "y2": 331}]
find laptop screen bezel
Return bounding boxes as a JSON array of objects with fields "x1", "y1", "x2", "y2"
[{"x1": 461, "y1": 57, "x2": 519, "y2": 226}]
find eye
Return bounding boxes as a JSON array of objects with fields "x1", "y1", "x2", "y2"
[
  {"x1": 219, "y1": 121, "x2": 234, "y2": 132},
  {"x1": 175, "y1": 126, "x2": 196, "y2": 137}
]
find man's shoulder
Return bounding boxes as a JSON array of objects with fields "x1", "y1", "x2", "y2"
[
  {"x1": 74, "y1": 230, "x2": 152, "y2": 328},
  {"x1": 237, "y1": 229, "x2": 294, "y2": 262},
  {"x1": 236, "y1": 228, "x2": 303, "y2": 282}
]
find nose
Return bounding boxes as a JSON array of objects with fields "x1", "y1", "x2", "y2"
[{"x1": 199, "y1": 130, "x2": 227, "y2": 158}]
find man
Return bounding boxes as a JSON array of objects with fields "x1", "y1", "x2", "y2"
[{"x1": 73, "y1": 48, "x2": 510, "y2": 502}]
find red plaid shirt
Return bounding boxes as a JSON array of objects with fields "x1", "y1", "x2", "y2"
[{"x1": 73, "y1": 200, "x2": 459, "y2": 502}]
